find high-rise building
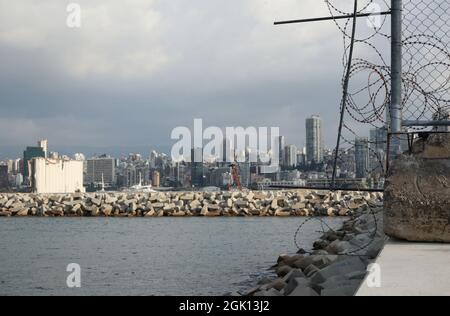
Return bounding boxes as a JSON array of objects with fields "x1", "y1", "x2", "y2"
[
  {"x1": 9, "y1": 159, "x2": 21, "y2": 175},
  {"x1": 13, "y1": 174, "x2": 23, "y2": 188},
  {"x1": 239, "y1": 162, "x2": 251, "y2": 188},
  {"x1": 122, "y1": 164, "x2": 150, "y2": 187},
  {"x1": 191, "y1": 148, "x2": 204, "y2": 188},
  {"x1": 355, "y1": 137, "x2": 370, "y2": 179},
  {"x1": 128, "y1": 153, "x2": 142, "y2": 162},
  {"x1": 222, "y1": 137, "x2": 233, "y2": 165},
  {"x1": 152, "y1": 171, "x2": 161, "y2": 187},
  {"x1": 173, "y1": 162, "x2": 188, "y2": 187},
  {"x1": 369, "y1": 128, "x2": 387, "y2": 153},
  {"x1": 150, "y1": 150, "x2": 158, "y2": 168},
  {"x1": 38, "y1": 139, "x2": 48, "y2": 158},
  {"x1": 7, "y1": 160, "x2": 15, "y2": 175},
  {"x1": 23, "y1": 146, "x2": 46, "y2": 179},
  {"x1": 296, "y1": 153, "x2": 304, "y2": 166},
  {"x1": 306, "y1": 116, "x2": 324, "y2": 164},
  {"x1": 209, "y1": 167, "x2": 230, "y2": 188},
  {"x1": 277, "y1": 136, "x2": 286, "y2": 167},
  {"x1": 85, "y1": 156, "x2": 116, "y2": 186},
  {"x1": 237, "y1": 150, "x2": 251, "y2": 188},
  {"x1": 0, "y1": 165, "x2": 8, "y2": 188},
  {"x1": 285, "y1": 145, "x2": 298, "y2": 168},
  {"x1": 369, "y1": 127, "x2": 387, "y2": 174}
]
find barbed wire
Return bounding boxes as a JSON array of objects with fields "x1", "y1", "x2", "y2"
[
  {"x1": 325, "y1": 0, "x2": 449, "y2": 184},
  {"x1": 325, "y1": 0, "x2": 391, "y2": 187},
  {"x1": 293, "y1": 0, "x2": 449, "y2": 254},
  {"x1": 293, "y1": 201, "x2": 383, "y2": 257}
]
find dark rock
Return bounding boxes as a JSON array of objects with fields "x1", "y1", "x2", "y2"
[
  {"x1": 253, "y1": 289, "x2": 282, "y2": 296},
  {"x1": 282, "y1": 269, "x2": 305, "y2": 283},
  {"x1": 276, "y1": 265, "x2": 292, "y2": 277},
  {"x1": 267, "y1": 278, "x2": 287, "y2": 291},
  {"x1": 288, "y1": 286, "x2": 319, "y2": 296},
  {"x1": 310, "y1": 257, "x2": 366, "y2": 285},
  {"x1": 284, "y1": 277, "x2": 311, "y2": 295},
  {"x1": 296, "y1": 248, "x2": 307, "y2": 254}
]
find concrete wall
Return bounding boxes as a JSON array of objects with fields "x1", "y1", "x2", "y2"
[
  {"x1": 32, "y1": 158, "x2": 85, "y2": 194},
  {"x1": 384, "y1": 134, "x2": 450, "y2": 242}
]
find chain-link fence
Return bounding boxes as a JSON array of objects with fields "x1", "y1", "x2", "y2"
[
  {"x1": 275, "y1": 1, "x2": 449, "y2": 190},
  {"x1": 327, "y1": 0, "x2": 450, "y2": 190},
  {"x1": 402, "y1": 0, "x2": 450, "y2": 126},
  {"x1": 274, "y1": 0, "x2": 449, "y2": 259}
]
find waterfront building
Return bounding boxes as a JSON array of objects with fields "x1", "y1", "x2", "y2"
[
  {"x1": 85, "y1": 156, "x2": 116, "y2": 187},
  {"x1": 30, "y1": 157, "x2": 85, "y2": 194}
]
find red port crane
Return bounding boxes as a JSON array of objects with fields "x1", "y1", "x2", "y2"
[{"x1": 228, "y1": 163, "x2": 242, "y2": 191}]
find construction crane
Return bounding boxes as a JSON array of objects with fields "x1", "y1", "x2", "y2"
[{"x1": 228, "y1": 162, "x2": 242, "y2": 191}]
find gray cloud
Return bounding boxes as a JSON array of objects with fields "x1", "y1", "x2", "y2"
[{"x1": 0, "y1": 0, "x2": 391, "y2": 159}]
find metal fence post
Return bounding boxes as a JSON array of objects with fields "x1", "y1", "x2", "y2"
[{"x1": 391, "y1": 0, "x2": 403, "y2": 133}]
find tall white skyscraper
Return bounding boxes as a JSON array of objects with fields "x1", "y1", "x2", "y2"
[{"x1": 306, "y1": 116, "x2": 324, "y2": 164}]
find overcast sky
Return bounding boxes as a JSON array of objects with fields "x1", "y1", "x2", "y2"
[{"x1": 0, "y1": 0, "x2": 391, "y2": 159}]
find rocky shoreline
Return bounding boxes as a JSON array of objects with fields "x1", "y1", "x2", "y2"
[
  {"x1": 235, "y1": 202, "x2": 386, "y2": 296},
  {"x1": 0, "y1": 190, "x2": 382, "y2": 218},
  {"x1": 1, "y1": 189, "x2": 385, "y2": 296}
]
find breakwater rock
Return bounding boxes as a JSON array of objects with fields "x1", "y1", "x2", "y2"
[
  {"x1": 239, "y1": 203, "x2": 386, "y2": 296},
  {"x1": 0, "y1": 190, "x2": 382, "y2": 217}
]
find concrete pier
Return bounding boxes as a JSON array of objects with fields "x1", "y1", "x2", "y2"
[{"x1": 357, "y1": 240, "x2": 450, "y2": 296}]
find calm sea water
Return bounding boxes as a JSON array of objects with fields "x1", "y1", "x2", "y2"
[{"x1": 0, "y1": 217, "x2": 344, "y2": 296}]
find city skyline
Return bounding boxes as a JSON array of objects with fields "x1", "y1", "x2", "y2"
[{"x1": 1, "y1": 114, "x2": 386, "y2": 193}]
